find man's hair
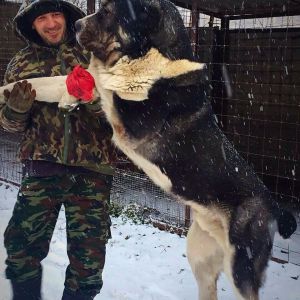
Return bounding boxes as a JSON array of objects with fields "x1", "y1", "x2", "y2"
[{"x1": 26, "y1": 2, "x2": 65, "y2": 25}]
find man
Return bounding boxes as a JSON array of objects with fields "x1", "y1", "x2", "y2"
[{"x1": 0, "y1": 0, "x2": 117, "y2": 299}]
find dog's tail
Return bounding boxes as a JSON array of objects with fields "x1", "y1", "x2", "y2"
[{"x1": 275, "y1": 209, "x2": 297, "y2": 239}]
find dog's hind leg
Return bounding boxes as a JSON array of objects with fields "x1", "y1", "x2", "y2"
[
  {"x1": 224, "y1": 206, "x2": 274, "y2": 300},
  {"x1": 224, "y1": 247, "x2": 261, "y2": 300},
  {"x1": 187, "y1": 220, "x2": 223, "y2": 300}
]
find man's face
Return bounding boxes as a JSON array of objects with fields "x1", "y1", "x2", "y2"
[{"x1": 32, "y1": 12, "x2": 66, "y2": 45}]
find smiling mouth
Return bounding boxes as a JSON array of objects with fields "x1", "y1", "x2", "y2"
[{"x1": 47, "y1": 32, "x2": 59, "y2": 38}]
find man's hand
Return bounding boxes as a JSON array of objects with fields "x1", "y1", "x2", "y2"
[{"x1": 4, "y1": 80, "x2": 36, "y2": 113}]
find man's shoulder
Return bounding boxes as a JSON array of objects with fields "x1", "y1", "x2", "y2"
[
  {"x1": 8, "y1": 46, "x2": 35, "y2": 67},
  {"x1": 5, "y1": 46, "x2": 39, "y2": 83}
]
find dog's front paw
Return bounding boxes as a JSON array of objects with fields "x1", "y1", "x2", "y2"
[{"x1": 59, "y1": 91, "x2": 79, "y2": 109}]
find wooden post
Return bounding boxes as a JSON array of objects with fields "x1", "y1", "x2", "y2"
[
  {"x1": 184, "y1": 1, "x2": 199, "y2": 228},
  {"x1": 220, "y1": 17, "x2": 230, "y2": 131},
  {"x1": 185, "y1": 205, "x2": 191, "y2": 228},
  {"x1": 190, "y1": 2, "x2": 199, "y2": 57},
  {"x1": 211, "y1": 17, "x2": 230, "y2": 131},
  {"x1": 87, "y1": 0, "x2": 96, "y2": 15}
]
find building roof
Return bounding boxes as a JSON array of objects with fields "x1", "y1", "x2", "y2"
[{"x1": 172, "y1": 0, "x2": 300, "y2": 19}]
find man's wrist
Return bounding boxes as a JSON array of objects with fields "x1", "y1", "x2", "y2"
[{"x1": 3, "y1": 105, "x2": 30, "y2": 122}]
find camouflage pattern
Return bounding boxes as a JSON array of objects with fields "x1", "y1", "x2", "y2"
[
  {"x1": 0, "y1": 0, "x2": 118, "y2": 175},
  {"x1": 4, "y1": 172, "x2": 112, "y2": 295},
  {"x1": 2, "y1": 0, "x2": 116, "y2": 296}
]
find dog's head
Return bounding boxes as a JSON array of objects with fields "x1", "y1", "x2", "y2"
[{"x1": 75, "y1": 0, "x2": 194, "y2": 66}]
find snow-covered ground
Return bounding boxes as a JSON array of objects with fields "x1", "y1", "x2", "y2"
[{"x1": 0, "y1": 182, "x2": 299, "y2": 300}]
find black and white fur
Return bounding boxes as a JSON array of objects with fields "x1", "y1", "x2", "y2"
[{"x1": 0, "y1": 0, "x2": 296, "y2": 299}]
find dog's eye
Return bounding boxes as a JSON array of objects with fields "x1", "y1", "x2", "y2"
[
  {"x1": 102, "y1": 7, "x2": 111, "y2": 15},
  {"x1": 100, "y1": 2, "x2": 114, "y2": 16}
]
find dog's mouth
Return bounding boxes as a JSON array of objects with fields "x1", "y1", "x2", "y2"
[{"x1": 102, "y1": 40, "x2": 123, "y2": 66}]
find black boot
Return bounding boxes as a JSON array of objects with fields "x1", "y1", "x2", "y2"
[
  {"x1": 61, "y1": 288, "x2": 95, "y2": 300},
  {"x1": 11, "y1": 276, "x2": 42, "y2": 300}
]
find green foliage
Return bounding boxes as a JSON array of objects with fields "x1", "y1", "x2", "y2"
[
  {"x1": 109, "y1": 201, "x2": 157, "y2": 225},
  {"x1": 109, "y1": 201, "x2": 124, "y2": 218}
]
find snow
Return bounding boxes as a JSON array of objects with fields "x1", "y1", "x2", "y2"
[{"x1": 0, "y1": 182, "x2": 300, "y2": 300}]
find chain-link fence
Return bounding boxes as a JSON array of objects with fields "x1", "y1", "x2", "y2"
[{"x1": 181, "y1": 9, "x2": 300, "y2": 213}]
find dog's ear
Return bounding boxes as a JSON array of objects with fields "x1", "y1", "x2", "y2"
[
  {"x1": 149, "y1": 0, "x2": 194, "y2": 61},
  {"x1": 119, "y1": 0, "x2": 161, "y2": 29},
  {"x1": 137, "y1": 0, "x2": 162, "y2": 32},
  {"x1": 116, "y1": 0, "x2": 162, "y2": 58}
]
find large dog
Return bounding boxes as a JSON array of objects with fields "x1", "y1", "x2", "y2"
[{"x1": 0, "y1": 0, "x2": 297, "y2": 299}]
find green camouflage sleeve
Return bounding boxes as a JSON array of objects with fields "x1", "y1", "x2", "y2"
[
  {"x1": 4, "y1": 60, "x2": 17, "y2": 85},
  {"x1": 3, "y1": 51, "x2": 26, "y2": 84}
]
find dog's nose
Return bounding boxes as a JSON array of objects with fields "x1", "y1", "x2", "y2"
[{"x1": 75, "y1": 20, "x2": 82, "y2": 32}]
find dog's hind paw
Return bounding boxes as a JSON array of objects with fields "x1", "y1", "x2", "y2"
[{"x1": 277, "y1": 210, "x2": 297, "y2": 239}]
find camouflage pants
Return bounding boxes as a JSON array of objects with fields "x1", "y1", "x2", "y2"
[{"x1": 4, "y1": 172, "x2": 113, "y2": 296}]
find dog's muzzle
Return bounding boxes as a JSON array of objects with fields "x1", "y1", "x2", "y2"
[
  {"x1": 75, "y1": 19, "x2": 82, "y2": 32},
  {"x1": 75, "y1": 19, "x2": 85, "y2": 47}
]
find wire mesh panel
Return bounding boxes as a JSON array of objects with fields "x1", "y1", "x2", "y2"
[
  {"x1": 190, "y1": 13, "x2": 300, "y2": 211},
  {"x1": 0, "y1": 129, "x2": 22, "y2": 185},
  {"x1": 111, "y1": 169, "x2": 187, "y2": 227},
  {"x1": 225, "y1": 27, "x2": 299, "y2": 208},
  {"x1": 0, "y1": 1, "x2": 24, "y2": 84}
]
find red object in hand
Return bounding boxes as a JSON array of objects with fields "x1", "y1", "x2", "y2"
[{"x1": 66, "y1": 65, "x2": 95, "y2": 102}]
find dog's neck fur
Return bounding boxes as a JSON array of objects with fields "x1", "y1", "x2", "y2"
[{"x1": 88, "y1": 48, "x2": 205, "y2": 101}]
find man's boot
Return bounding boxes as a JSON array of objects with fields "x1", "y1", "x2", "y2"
[
  {"x1": 61, "y1": 288, "x2": 95, "y2": 300},
  {"x1": 11, "y1": 276, "x2": 42, "y2": 300}
]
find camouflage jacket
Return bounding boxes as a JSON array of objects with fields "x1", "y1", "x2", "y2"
[{"x1": 0, "y1": 0, "x2": 117, "y2": 175}]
